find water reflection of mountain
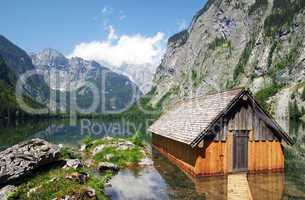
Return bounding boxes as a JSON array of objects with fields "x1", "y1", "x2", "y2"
[
  {"x1": 0, "y1": 119, "x2": 134, "y2": 150},
  {"x1": 32, "y1": 119, "x2": 134, "y2": 146}
]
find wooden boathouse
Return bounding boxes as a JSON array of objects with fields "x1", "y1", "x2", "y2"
[{"x1": 148, "y1": 88, "x2": 294, "y2": 176}]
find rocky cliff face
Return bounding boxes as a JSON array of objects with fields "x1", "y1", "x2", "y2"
[{"x1": 151, "y1": 0, "x2": 305, "y2": 119}]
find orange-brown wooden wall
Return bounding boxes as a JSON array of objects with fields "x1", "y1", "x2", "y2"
[
  {"x1": 152, "y1": 132, "x2": 285, "y2": 177},
  {"x1": 248, "y1": 131, "x2": 284, "y2": 173}
]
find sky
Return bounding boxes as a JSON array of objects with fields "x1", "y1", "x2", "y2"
[{"x1": 0, "y1": 0, "x2": 206, "y2": 70}]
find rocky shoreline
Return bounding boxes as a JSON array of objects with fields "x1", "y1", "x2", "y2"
[{"x1": 0, "y1": 134, "x2": 152, "y2": 200}]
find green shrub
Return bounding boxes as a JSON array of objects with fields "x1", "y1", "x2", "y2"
[
  {"x1": 60, "y1": 147, "x2": 80, "y2": 159},
  {"x1": 131, "y1": 131, "x2": 144, "y2": 146},
  {"x1": 267, "y1": 42, "x2": 278, "y2": 69},
  {"x1": 255, "y1": 83, "x2": 283, "y2": 110},
  {"x1": 208, "y1": 37, "x2": 227, "y2": 50},
  {"x1": 289, "y1": 100, "x2": 302, "y2": 119},
  {"x1": 82, "y1": 135, "x2": 94, "y2": 146},
  {"x1": 233, "y1": 38, "x2": 255, "y2": 80},
  {"x1": 301, "y1": 87, "x2": 305, "y2": 101}
]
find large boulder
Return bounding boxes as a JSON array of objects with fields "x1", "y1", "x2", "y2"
[
  {"x1": 0, "y1": 185, "x2": 17, "y2": 200},
  {"x1": 0, "y1": 139, "x2": 61, "y2": 185}
]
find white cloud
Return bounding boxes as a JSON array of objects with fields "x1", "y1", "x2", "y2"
[
  {"x1": 177, "y1": 19, "x2": 188, "y2": 31},
  {"x1": 119, "y1": 10, "x2": 127, "y2": 21},
  {"x1": 119, "y1": 14, "x2": 127, "y2": 21},
  {"x1": 101, "y1": 6, "x2": 112, "y2": 15},
  {"x1": 69, "y1": 28, "x2": 166, "y2": 68},
  {"x1": 107, "y1": 25, "x2": 118, "y2": 40}
]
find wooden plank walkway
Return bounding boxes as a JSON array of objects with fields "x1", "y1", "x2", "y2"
[{"x1": 228, "y1": 174, "x2": 253, "y2": 200}]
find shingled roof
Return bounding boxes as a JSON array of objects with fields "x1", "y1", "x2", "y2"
[{"x1": 148, "y1": 88, "x2": 294, "y2": 147}]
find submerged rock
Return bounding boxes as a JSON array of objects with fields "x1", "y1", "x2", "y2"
[
  {"x1": 91, "y1": 138, "x2": 136, "y2": 155},
  {"x1": 139, "y1": 157, "x2": 154, "y2": 166},
  {"x1": 0, "y1": 138, "x2": 60, "y2": 185},
  {"x1": 0, "y1": 185, "x2": 17, "y2": 200},
  {"x1": 98, "y1": 162, "x2": 119, "y2": 172}
]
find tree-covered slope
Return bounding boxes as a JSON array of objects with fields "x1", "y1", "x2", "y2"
[{"x1": 0, "y1": 56, "x2": 44, "y2": 119}]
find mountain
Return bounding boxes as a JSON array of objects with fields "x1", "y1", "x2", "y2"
[
  {"x1": 0, "y1": 55, "x2": 45, "y2": 119},
  {"x1": 117, "y1": 63, "x2": 157, "y2": 94},
  {"x1": 0, "y1": 35, "x2": 49, "y2": 105},
  {"x1": 32, "y1": 49, "x2": 142, "y2": 113},
  {"x1": 150, "y1": 0, "x2": 305, "y2": 120}
]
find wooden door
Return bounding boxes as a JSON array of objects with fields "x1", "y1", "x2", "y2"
[{"x1": 233, "y1": 130, "x2": 248, "y2": 172}]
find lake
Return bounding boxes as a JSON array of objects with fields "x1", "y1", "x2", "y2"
[{"x1": 0, "y1": 118, "x2": 305, "y2": 200}]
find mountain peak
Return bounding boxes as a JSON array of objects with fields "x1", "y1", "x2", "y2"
[
  {"x1": 32, "y1": 48, "x2": 68, "y2": 69},
  {"x1": 37, "y1": 48, "x2": 67, "y2": 61}
]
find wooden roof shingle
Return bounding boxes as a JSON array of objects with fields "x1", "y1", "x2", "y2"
[{"x1": 148, "y1": 88, "x2": 244, "y2": 145}]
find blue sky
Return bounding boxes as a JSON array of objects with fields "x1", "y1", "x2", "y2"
[{"x1": 1, "y1": 0, "x2": 206, "y2": 55}]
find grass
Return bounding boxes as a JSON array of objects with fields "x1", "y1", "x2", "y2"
[
  {"x1": 233, "y1": 37, "x2": 256, "y2": 80},
  {"x1": 88, "y1": 172, "x2": 113, "y2": 200},
  {"x1": 85, "y1": 136, "x2": 145, "y2": 168},
  {"x1": 8, "y1": 167, "x2": 86, "y2": 200},
  {"x1": 208, "y1": 37, "x2": 230, "y2": 50},
  {"x1": 94, "y1": 146, "x2": 143, "y2": 168}
]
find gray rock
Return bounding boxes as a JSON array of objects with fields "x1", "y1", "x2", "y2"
[
  {"x1": 84, "y1": 159, "x2": 95, "y2": 167},
  {"x1": 98, "y1": 162, "x2": 119, "y2": 172},
  {"x1": 79, "y1": 144, "x2": 87, "y2": 152},
  {"x1": 65, "y1": 172, "x2": 89, "y2": 184},
  {"x1": 63, "y1": 159, "x2": 83, "y2": 169},
  {"x1": 116, "y1": 141, "x2": 135, "y2": 151},
  {"x1": 92, "y1": 145, "x2": 106, "y2": 155},
  {"x1": 0, "y1": 139, "x2": 60, "y2": 185},
  {"x1": 85, "y1": 187, "x2": 96, "y2": 198},
  {"x1": 104, "y1": 154, "x2": 114, "y2": 161},
  {"x1": 0, "y1": 185, "x2": 17, "y2": 200},
  {"x1": 138, "y1": 157, "x2": 154, "y2": 166}
]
